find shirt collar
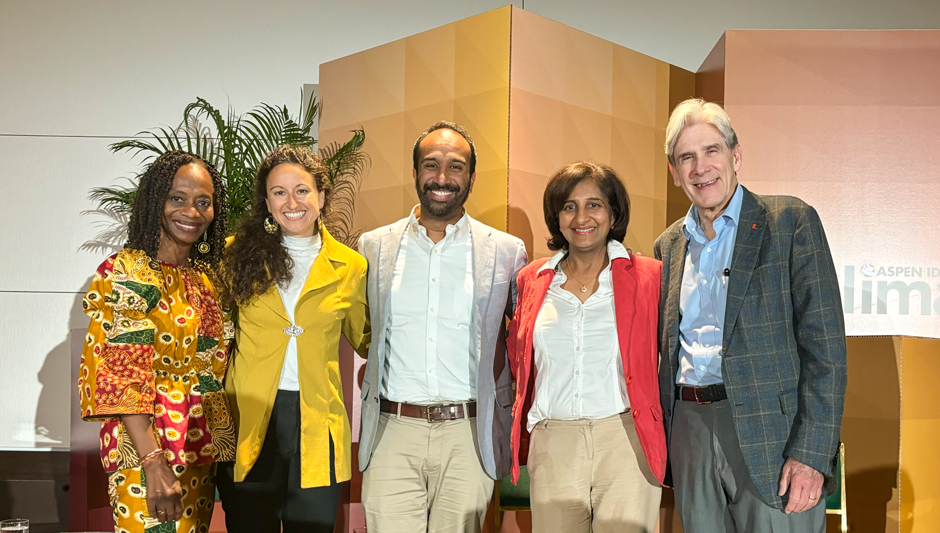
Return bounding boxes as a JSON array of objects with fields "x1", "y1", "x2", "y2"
[
  {"x1": 538, "y1": 240, "x2": 631, "y2": 273},
  {"x1": 281, "y1": 232, "x2": 322, "y2": 253},
  {"x1": 681, "y1": 184, "x2": 744, "y2": 241},
  {"x1": 406, "y1": 204, "x2": 470, "y2": 242}
]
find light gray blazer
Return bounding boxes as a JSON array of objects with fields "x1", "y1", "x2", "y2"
[{"x1": 357, "y1": 214, "x2": 527, "y2": 480}]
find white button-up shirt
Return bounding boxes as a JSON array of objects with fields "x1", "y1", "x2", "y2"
[
  {"x1": 527, "y1": 240, "x2": 631, "y2": 431},
  {"x1": 676, "y1": 184, "x2": 744, "y2": 386},
  {"x1": 382, "y1": 208, "x2": 475, "y2": 403}
]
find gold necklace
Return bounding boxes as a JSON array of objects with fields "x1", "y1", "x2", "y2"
[{"x1": 563, "y1": 258, "x2": 599, "y2": 293}]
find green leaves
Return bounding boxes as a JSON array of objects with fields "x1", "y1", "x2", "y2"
[
  {"x1": 88, "y1": 89, "x2": 369, "y2": 247},
  {"x1": 320, "y1": 128, "x2": 369, "y2": 245}
]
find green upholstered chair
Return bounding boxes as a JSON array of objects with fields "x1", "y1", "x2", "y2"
[
  {"x1": 494, "y1": 465, "x2": 531, "y2": 528},
  {"x1": 825, "y1": 442, "x2": 847, "y2": 533}
]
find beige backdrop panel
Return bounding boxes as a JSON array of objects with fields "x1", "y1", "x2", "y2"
[
  {"x1": 507, "y1": 8, "x2": 691, "y2": 260},
  {"x1": 319, "y1": 6, "x2": 512, "y2": 233}
]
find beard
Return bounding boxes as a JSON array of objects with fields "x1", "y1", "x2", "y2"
[{"x1": 417, "y1": 182, "x2": 470, "y2": 219}]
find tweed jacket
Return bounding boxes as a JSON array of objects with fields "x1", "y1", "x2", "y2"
[
  {"x1": 357, "y1": 214, "x2": 527, "y2": 480},
  {"x1": 225, "y1": 226, "x2": 370, "y2": 489},
  {"x1": 507, "y1": 253, "x2": 666, "y2": 486},
  {"x1": 654, "y1": 186, "x2": 847, "y2": 509}
]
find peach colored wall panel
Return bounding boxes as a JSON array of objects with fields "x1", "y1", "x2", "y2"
[
  {"x1": 713, "y1": 30, "x2": 940, "y2": 339},
  {"x1": 508, "y1": 8, "x2": 682, "y2": 260}
]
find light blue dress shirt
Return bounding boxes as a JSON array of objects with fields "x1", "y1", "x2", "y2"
[{"x1": 676, "y1": 184, "x2": 744, "y2": 386}]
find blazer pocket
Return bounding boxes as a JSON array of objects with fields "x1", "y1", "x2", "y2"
[
  {"x1": 494, "y1": 382, "x2": 514, "y2": 409},
  {"x1": 778, "y1": 388, "x2": 797, "y2": 417}
]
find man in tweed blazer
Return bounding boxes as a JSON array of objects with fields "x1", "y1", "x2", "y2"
[
  {"x1": 654, "y1": 99, "x2": 847, "y2": 532},
  {"x1": 357, "y1": 121, "x2": 526, "y2": 532}
]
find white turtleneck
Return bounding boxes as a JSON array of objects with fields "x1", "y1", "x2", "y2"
[{"x1": 276, "y1": 233, "x2": 322, "y2": 391}]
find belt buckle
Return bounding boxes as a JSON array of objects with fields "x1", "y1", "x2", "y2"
[
  {"x1": 427, "y1": 404, "x2": 459, "y2": 422},
  {"x1": 693, "y1": 386, "x2": 713, "y2": 405}
]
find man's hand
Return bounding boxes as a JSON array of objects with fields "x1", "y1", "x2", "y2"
[{"x1": 778, "y1": 457, "x2": 824, "y2": 514}]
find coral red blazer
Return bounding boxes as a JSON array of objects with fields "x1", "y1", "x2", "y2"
[{"x1": 507, "y1": 252, "x2": 666, "y2": 485}]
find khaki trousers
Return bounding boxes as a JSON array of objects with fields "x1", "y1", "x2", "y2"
[
  {"x1": 528, "y1": 412, "x2": 662, "y2": 533},
  {"x1": 361, "y1": 412, "x2": 494, "y2": 533}
]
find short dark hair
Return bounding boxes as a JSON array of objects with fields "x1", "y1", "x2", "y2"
[
  {"x1": 412, "y1": 121, "x2": 477, "y2": 175},
  {"x1": 543, "y1": 161, "x2": 631, "y2": 251}
]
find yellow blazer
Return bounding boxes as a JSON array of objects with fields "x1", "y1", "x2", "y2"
[{"x1": 225, "y1": 226, "x2": 370, "y2": 488}]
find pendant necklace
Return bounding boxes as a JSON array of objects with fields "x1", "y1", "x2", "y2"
[{"x1": 563, "y1": 258, "x2": 598, "y2": 293}]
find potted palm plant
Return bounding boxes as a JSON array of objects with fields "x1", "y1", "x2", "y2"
[{"x1": 87, "y1": 90, "x2": 368, "y2": 248}]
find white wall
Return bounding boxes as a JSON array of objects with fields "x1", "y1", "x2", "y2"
[{"x1": 2, "y1": 0, "x2": 938, "y2": 450}]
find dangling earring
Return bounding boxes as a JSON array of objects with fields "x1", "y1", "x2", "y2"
[
  {"x1": 264, "y1": 216, "x2": 279, "y2": 235},
  {"x1": 197, "y1": 231, "x2": 210, "y2": 254}
]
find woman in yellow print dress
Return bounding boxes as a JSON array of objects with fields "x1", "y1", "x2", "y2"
[{"x1": 79, "y1": 150, "x2": 236, "y2": 533}]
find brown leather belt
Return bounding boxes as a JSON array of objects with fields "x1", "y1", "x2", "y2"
[
  {"x1": 380, "y1": 399, "x2": 477, "y2": 422},
  {"x1": 676, "y1": 384, "x2": 727, "y2": 404}
]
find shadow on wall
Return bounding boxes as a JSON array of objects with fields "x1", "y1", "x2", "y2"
[
  {"x1": 507, "y1": 205, "x2": 534, "y2": 261},
  {"x1": 0, "y1": 283, "x2": 91, "y2": 532},
  {"x1": 841, "y1": 335, "x2": 902, "y2": 533}
]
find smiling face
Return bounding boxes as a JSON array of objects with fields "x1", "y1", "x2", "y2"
[
  {"x1": 264, "y1": 163, "x2": 325, "y2": 238},
  {"x1": 558, "y1": 179, "x2": 613, "y2": 256},
  {"x1": 670, "y1": 121, "x2": 742, "y2": 224},
  {"x1": 413, "y1": 128, "x2": 475, "y2": 222},
  {"x1": 159, "y1": 163, "x2": 215, "y2": 258}
]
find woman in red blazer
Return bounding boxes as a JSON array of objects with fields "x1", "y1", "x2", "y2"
[{"x1": 507, "y1": 161, "x2": 666, "y2": 533}]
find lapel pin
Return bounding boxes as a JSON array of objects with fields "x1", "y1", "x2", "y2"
[{"x1": 751, "y1": 223, "x2": 763, "y2": 230}]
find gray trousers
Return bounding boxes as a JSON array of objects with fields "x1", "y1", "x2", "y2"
[{"x1": 671, "y1": 399, "x2": 825, "y2": 533}]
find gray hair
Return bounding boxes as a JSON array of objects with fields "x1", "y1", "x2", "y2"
[{"x1": 664, "y1": 98, "x2": 738, "y2": 165}]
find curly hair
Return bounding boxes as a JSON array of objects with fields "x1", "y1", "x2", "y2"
[
  {"x1": 220, "y1": 145, "x2": 332, "y2": 307},
  {"x1": 543, "y1": 161, "x2": 630, "y2": 251},
  {"x1": 125, "y1": 150, "x2": 227, "y2": 266}
]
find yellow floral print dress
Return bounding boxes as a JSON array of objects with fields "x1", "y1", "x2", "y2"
[{"x1": 79, "y1": 248, "x2": 236, "y2": 533}]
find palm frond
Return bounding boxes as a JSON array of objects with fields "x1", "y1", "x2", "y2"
[
  {"x1": 86, "y1": 89, "x2": 367, "y2": 250},
  {"x1": 319, "y1": 128, "x2": 368, "y2": 185},
  {"x1": 319, "y1": 129, "x2": 370, "y2": 246},
  {"x1": 87, "y1": 177, "x2": 139, "y2": 215}
]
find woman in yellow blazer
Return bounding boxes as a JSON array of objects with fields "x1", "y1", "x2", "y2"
[{"x1": 216, "y1": 145, "x2": 369, "y2": 533}]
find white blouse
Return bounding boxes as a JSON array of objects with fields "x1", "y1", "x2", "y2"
[
  {"x1": 526, "y1": 240, "x2": 631, "y2": 431},
  {"x1": 276, "y1": 233, "x2": 322, "y2": 391}
]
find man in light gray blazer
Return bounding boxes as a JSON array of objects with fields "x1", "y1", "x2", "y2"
[
  {"x1": 654, "y1": 99, "x2": 847, "y2": 533},
  {"x1": 357, "y1": 121, "x2": 527, "y2": 533}
]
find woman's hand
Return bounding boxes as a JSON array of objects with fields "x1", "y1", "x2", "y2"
[
  {"x1": 120, "y1": 414, "x2": 183, "y2": 523},
  {"x1": 142, "y1": 457, "x2": 184, "y2": 522}
]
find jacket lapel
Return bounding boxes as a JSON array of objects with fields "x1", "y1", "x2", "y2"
[
  {"x1": 723, "y1": 187, "x2": 766, "y2": 347},
  {"x1": 611, "y1": 256, "x2": 637, "y2": 374},
  {"x1": 664, "y1": 230, "x2": 688, "y2": 366},
  {"x1": 470, "y1": 218, "x2": 496, "y2": 362},
  {"x1": 521, "y1": 268, "x2": 555, "y2": 386},
  {"x1": 299, "y1": 243, "x2": 341, "y2": 297},
  {"x1": 378, "y1": 220, "x2": 408, "y2": 316},
  {"x1": 257, "y1": 286, "x2": 289, "y2": 322}
]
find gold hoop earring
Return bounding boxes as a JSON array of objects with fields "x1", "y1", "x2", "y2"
[{"x1": 264, "y1": 216, "x2": 279, "y2": 235}]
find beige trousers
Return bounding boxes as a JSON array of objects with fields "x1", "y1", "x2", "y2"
[
  {"x1": 528, "y1": 412, "x2": 662, "y2": 533},
  {"x1": 361, "y1": 412, "x2": 494, "y2": 533}
]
